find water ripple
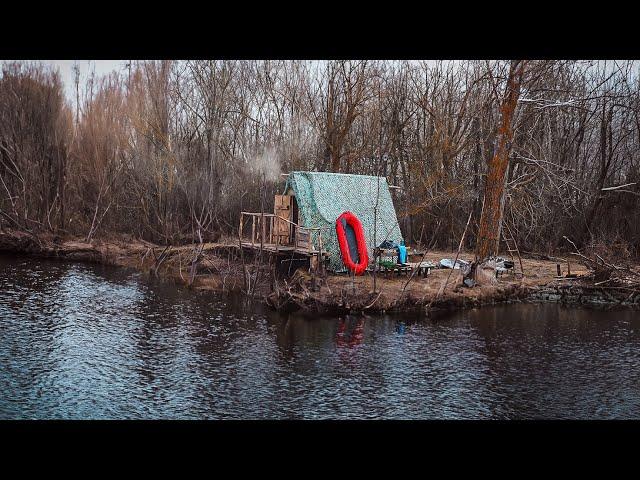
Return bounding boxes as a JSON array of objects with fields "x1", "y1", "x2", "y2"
[{"x1": 1, "y1": 255, "x2": 640, "y2": 419}]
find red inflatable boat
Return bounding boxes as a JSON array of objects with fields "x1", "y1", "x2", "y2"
[{"x1": 335, "y1": 211, "x2": 369, "y2": 275}]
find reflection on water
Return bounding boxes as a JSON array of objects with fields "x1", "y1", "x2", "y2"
[{"x1": 1, "y1": 254, "x2": 639, "y2": 419}]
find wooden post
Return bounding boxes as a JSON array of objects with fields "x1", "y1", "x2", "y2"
[
  {"x1": 319, "y1": 232, "x2": 324, "y2": 274},
  {"x1": 269, "y1": 216, "x2": 274, "y2": 245},
  {"x1": 251, "y1": 216, "x2": 256, "y2": 246}
]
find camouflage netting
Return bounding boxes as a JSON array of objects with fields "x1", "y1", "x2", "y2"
[{"x1": 284, "y1": 171, "x2": 404, "y2": 271}]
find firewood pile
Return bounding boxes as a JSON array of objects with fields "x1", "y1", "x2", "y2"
[{"x1": 564, "y1": 236, "x2": 640, "y2": 287}]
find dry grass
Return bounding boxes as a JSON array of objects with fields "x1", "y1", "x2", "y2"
[{"x1": 0, "y1": 230, "x2": 606, "y2": 314}]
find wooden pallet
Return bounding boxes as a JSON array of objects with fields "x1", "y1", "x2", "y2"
[{"x1": 376, "y1": 264, "x2": 413, "y2": 277}]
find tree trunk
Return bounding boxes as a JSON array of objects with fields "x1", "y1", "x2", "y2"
[{"x1": 475, "y1": 60, "x2": 527, "y2": 265}]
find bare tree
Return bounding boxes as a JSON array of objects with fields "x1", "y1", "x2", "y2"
[{"x1": 475, "y1": 60, "x2": 528, "y2": 267}]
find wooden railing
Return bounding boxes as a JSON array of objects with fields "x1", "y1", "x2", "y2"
[{"x1": 238, "y1": 212, "x2": 324, "y2": 254}]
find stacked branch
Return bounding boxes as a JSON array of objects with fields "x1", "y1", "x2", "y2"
[{"x1": 564, "y1": 236, "x2": 640, "y2": 287}]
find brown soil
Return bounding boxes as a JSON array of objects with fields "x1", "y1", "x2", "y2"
[
  {"x1": 272, "y1": 250, "x2": 594, "y2": 315},
  {"x1": 1, "y1": 229, "x2": 631, "y2": 316}
]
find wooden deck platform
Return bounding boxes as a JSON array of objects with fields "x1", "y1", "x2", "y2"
[
  {"x1": 240, "y1": 241, "x2": 325, "y2": 257},
  {"x1": 239, "y1": 211, "x2": 329, "y2": 261}
]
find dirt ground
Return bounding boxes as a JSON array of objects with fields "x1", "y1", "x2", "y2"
[
  {"x1": 291, "y1": 249, "x2": 593, "y2": 314},
  {"x1": 0, "y1": 229, "x2": 615, "y2": 315}
]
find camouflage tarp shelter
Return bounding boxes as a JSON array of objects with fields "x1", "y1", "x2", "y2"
[{"x1": 283, "y1": 171, "x2": 404, "y2": 272}]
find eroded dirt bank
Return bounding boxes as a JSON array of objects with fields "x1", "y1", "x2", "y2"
[
  {"x1": 271, "y1": 251, "x2": 640, "y2": 315},
  {"x1": 2, "y1": 229, "x2": 639, "y2": 316}
]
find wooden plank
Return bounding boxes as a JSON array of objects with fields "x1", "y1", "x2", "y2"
[
  {"x1": 296, "y1": 229, "x2": 310, "y2": 250},
  {"x1": 240, "y1": 242, "x2": 325, "y2": 257},
  {"x1": 269, "y1": 216, "x2": 274, "y2": 245},
  {"x1": 274, "y1": 195, "x2": 292, "y2": 245}
]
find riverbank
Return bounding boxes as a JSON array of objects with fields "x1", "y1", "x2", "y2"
[
  {"x1": 276, "y1": 251, "x2": 640, "y2": 315},
  {"x1": 2, "y1": 229, "x2": 639, "y2": 315}
]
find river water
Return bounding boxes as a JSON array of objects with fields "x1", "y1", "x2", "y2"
[{"x1": 1, "y1": 255, "x2": 639, "y2": 419}]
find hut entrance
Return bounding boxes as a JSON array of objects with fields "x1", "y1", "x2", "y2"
[{"x1": 274, "y1": 195, "x2": 293, "y2": 245}]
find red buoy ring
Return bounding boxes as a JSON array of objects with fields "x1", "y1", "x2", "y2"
[{"x1": 335, "y1": 211, "x2": 369, "y2": 275}]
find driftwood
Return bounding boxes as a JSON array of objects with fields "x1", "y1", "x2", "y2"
[
  {"x1": 267, "y1": 271, "x2": 311, "y2": 312},
  {"x1": 188, "y1": 242, "x2": 205, "y2": 287},
  {"x1": 563, "y1": 236, "x2": 640, "y2": 287},
  {"x1": 151, "y1": 245, "x2": 172, "y2": 277}
]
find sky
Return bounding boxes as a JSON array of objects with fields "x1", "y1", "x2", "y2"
[
  {"x1": 53, "y1": 60, "x2": 125, "y2": 102},
  {"x1": 1, "y1": 60, "x2": 124, "y2": 103},
  {"x1": 2, "y1": 60, "x2": 441, "y2": 104},
  {"x1": 3, "y1": 59, "x2": 637, "y2": 107}
]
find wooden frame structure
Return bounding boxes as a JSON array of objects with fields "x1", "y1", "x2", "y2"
[{"x1": 238, "y1": 211, "x2": 326, "y2": 260}]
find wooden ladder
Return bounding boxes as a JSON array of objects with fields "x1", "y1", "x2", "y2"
[{"x1": 502, "y1": 222, "x2": 524, "y2": 278}]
